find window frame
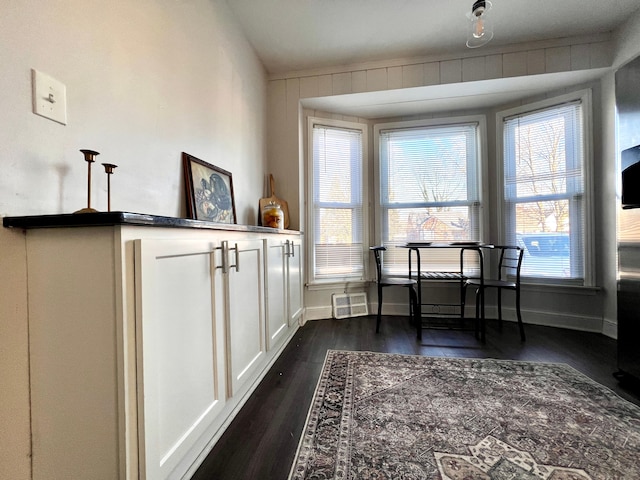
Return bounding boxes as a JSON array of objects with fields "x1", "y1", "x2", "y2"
[
  {"x1": 373, "y1": 115, "x2": 489, "y2": 274},
  {"x1": 306, "y1": 116, "x2": 369, "y2": 285},
  {"x1": 496, "y1": 90, "x2": 594, "y2": 286}
]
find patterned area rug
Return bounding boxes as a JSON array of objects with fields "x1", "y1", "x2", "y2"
[{"x1": 288, "y1": 351, "x2": 640, "y2": 480}]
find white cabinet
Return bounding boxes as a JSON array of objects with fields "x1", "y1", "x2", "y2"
[
  {"x1": 135, "y1": 236, "x2": 267, "y2": 478},
  {"x1": 221, "y1": 238, "x2": 266, "y2": 396},
  {"x1": 265, "y1": 236, "x2": 304, "y2": 351},
  {"x1": 134, "y1": 238, "x2": 227, "y2": 480},
  {"x1": 266, "y1": 238, "x2": 289, "y2": 350},
  {"x1": 12, "y1": 218, "x2": 303, "y2": 480},
  {"x1": 287, "y1": 237, "x2": 304, "y2": 326}
]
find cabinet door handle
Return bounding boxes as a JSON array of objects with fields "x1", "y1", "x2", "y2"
[
  {"x1": 229, "y1": 243, "x2": 240, "y2": 272},
  {"x1": 215, "y1": 243, "x2": 227, "y2": 273},
  {"x1": 285, "y1": 240, "x2": 290, "y2": 257},
  {"x1": 290, "y1": 241, "x2": 295, "y2": 258}
]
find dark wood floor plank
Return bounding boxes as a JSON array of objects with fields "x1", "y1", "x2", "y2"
[{"x1": 191, "y1": 315, "x2": 640, "y2": 480}]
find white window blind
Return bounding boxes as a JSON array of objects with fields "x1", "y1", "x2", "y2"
[
  {"x1": 378, "y1": 122, "x2": 481, "y2": 272},
  {"x1": 503, "y1": 100, "x2": 585, "y2": 281},
  {"x1": 312, "y1": 124, "x2": 364, "y2": 280}
]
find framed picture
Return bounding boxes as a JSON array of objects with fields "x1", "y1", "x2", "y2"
[{"x1": 182, "y1": 152, "x2": 236, "y2": 224}]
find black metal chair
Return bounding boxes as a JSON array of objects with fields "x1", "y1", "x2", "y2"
[
  {"x1": 370, "y1": 246, "x2": 421, "y2": 338},
  {"x1": 463, "y1": 245, "x2": 525, "y2": 341}
]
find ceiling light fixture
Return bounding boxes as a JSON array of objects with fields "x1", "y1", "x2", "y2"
[{"x1": 466, "y1": 0, "x2": 493, "y2": 48}]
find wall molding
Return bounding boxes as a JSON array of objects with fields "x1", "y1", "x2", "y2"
[
  {"x1": 602, "y1": 318, "x2": 618, "y2": 339},
  {"x1": 305, "y1": 301, "x2": 606, "y2": 334}
]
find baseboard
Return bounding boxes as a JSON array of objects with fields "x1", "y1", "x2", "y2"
[
  {"x1": 305, "y1": 305, "x2": 334, "y2": 321},
  {"x1": 602, "y1": 318, "x2": 618, "y2": 339},
  {"x1": 477, "y1": 305, "x2": 603, "y2": 332},
  {"x1": 308, "y1": 302, "x2": 606, "y2": 333}
]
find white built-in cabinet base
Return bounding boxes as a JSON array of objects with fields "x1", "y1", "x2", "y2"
[{"x1": 23, "y1": 224, "x2": 303, "y2": 480}]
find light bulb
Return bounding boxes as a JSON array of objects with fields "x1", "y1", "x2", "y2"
[
  {"x1": 466, "y1": 0, "x2": 493, "y2": 48},
  {"x1": 474, "y1": 17, "x2": 485, "y2": 38}
]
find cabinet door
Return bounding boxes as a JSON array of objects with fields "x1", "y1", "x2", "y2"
[
  {"x1": 225, "y1": 238, "x2": 266, "y2": 397},
  {"x1": 135, "y1": 239, "x2": 226, "y2": 480},
  {"x1": 288, "y1": 238, "x2": 304, "y2": 326},
  {"x1": 266, "y1": 239, "x2": 288, "y2": 350}
]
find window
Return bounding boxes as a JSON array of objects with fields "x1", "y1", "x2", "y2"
[
  {"x1": 499, "y1": 91, "x2": 591, "y2": 284},
  {"x1": 375, "y1": 118, "x2": 484, "y2": 273},
  {"x1": 309, "y1": 119, "x2": 367, "y2": 282}
]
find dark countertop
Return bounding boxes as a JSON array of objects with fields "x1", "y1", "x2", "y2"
[{"x1": 2, "y1": 211, "x2": 301, "y2": 235}]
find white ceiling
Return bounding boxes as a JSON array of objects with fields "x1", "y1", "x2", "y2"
[
  {"x1": 226, "y1": 0, "x2": 640, "y2": 74},
  {"x1": 225, "y1": 0, "x2": 640, "y2": 117}
]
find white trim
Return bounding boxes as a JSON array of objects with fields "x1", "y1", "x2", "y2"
[
  {"x1": 304, "y1": 305, "x2": 335, "y2": 321},
  {"x1": 602, "y1": 318, "x2": 617, "y2": 339},
  {"x1": 306, "y1": 280, "x2": 370, "y2": 291},
  {"x1": 483, "y1": 306, "x2": 603, "y2": 333},
  {"x1": 306, "y1": 302, "x2": 604, "y2": 332},
  {"x1": 520, "y1": 282, "x2": 599, "y2": 295}
]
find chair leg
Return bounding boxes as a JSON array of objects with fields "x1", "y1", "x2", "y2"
[
  {"x1": 474, "y1": 288, "x2": 481, "y2": 339},
  {"x1": 408, "y1": 288, "x2": 414, "y2": 326},
  {"x1": 459, "y1": 283, "x2": 467, "y2": 329},
  {"x1": 497, "y1": 288, "x2": 503, "y2": 331},
  {"x1": 516, "y1": 287, "x2": 525, "y2": 342},
  {"x1": 479, "y1": 286, "x2": 486, "y2": 343},
  {"x1": 376, "y1": 285, "x2": 383, "y2": 333},
  {"x1": 409, "y1": 285, "x2": 421, "y2": 340}
]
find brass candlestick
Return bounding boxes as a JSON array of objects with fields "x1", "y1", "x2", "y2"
[
  {"x1": 102, "y1": 163, "x2": 117, "y2": 212},
  {"x1": 75, "y1": 149, "x2": 100, "y2": 214}
]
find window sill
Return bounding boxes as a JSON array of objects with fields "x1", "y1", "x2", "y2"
[
  {"x1": 521, "y1": 281, "x2": 600, "y2": 296},
  {"x1": 306, "y1": 279, "x2": 371, "y2": 291}
]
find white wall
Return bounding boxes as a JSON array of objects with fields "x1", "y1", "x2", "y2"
[
  {"x1": 0, "y1": 1, "x2": 267, "y2": 478},
  {"x1": 600, "y1": 71, "x2": 619, "y2": 338},
  {"x1": 0, "y1": 0, "x2": 266, "y2": 220}
]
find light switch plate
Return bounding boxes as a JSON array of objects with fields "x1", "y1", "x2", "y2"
[{"x1": 32, "y1": 69, "x2": 67, "y2": 125}]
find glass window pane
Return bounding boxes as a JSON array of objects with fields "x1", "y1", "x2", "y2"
[
  {"x1": 316, "y1": 208, "x2": 354, "y2": 243},
  {"x1": 386, "y1": 207, "x2": 477, "y2": 243},
  {"x1": 513, "y1": 199, "x2": 571, "y2": 233},
  {"x1": 517, "y1": 233, "x2": 572, "y2": 278},
  {"x1": 385, "y1": 136, "x2": 470, "y2": 203},
  {"x1": 513, "y1": 116, "x2": 568, "y2": 197}
]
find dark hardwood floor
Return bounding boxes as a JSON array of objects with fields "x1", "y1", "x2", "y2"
[{"x1": 190, "y1": 315, "x2": 640, "y2": 480}]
